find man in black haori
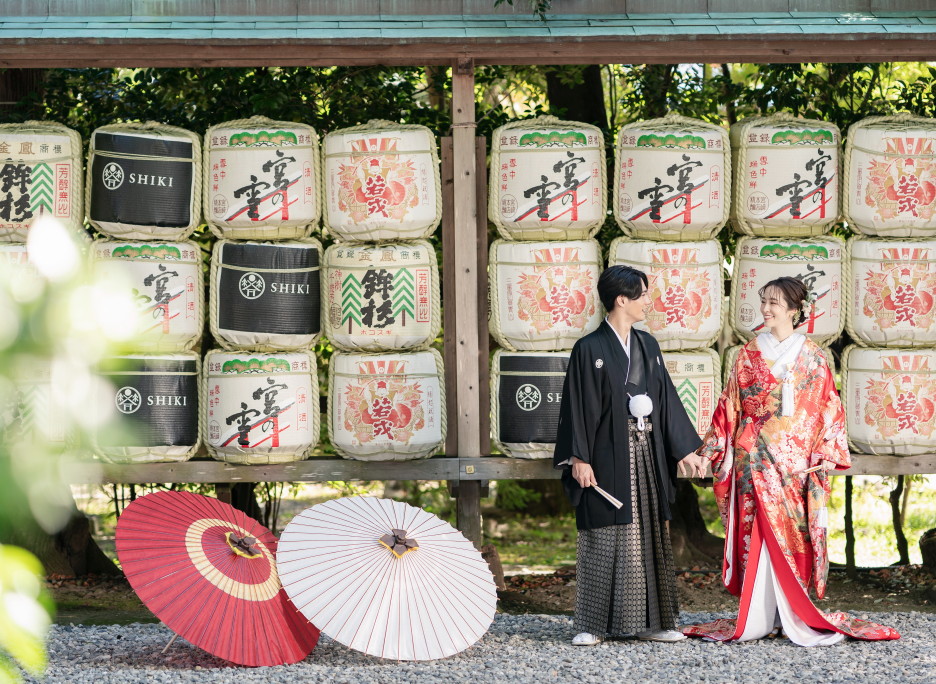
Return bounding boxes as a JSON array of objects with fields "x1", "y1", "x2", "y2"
[{"x1": 554, "y1": 265, "x2": 708, "y2": 646}]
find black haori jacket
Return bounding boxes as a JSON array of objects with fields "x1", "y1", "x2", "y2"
[{"x1": 553, "y1": 322, "x2": 702, "y2": 531}]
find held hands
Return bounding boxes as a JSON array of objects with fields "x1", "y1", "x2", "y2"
[
  {"x1": 571, "y1": 457, "x2": 597, "y2": 488},
  {"x1": 680, "y1": 453, "x2": 709, "y2": 479}
]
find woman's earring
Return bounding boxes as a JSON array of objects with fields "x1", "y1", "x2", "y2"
[{"x1": 793, "y1": 310, "x2": 801, "y2": 327}]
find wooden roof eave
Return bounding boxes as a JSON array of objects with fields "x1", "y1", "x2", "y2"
[{"x1": 2, "y1": 33, "x2": 936, "y2": 68}]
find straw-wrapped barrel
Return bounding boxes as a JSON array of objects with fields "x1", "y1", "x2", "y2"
[
  {"x1": 489, "y1": 116, "x2": 606, "y2": 241},
  {"x1": 614, "y1": 113, "x2": 729, "y2": 241},
  {"x1": 205, "y1": 116, "x2": 320, "y2": 240},
  {"x1": 661, "y1": 349, "x2": 721, "y2": 440},
  {"x1": 608, "y1": 238, "x2": 723, "y2": 351},
  {"x1": 328, "y1": 349, "x2": 445, "y2": 461}
]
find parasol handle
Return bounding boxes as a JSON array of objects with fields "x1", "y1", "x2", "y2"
[{"x1": 161, "y1": 633, "x2": 179, "y2": 654}]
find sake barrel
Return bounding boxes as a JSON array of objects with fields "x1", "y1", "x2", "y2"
[
  {"x1": 323, "y1": 240, "x2": 440, "y2": 352},
  {"x1": 0, "y1": 242, "x2": 28, "y2": 267},
  {"x1": 95, "y1": 353, "x2": 200, "y2": 464},
  {"x1": 614, "y1": 113, "x2": 729, "y2": 241},
  {"x1": 8, "y1": 358, "x2": 73, "y2": 447},
  {"x1": 489, "y1": 116, "x2": 605, "y2": 241},
  {"x1": 489, "y1": 239, "x2": 603, "y2": 351},
  {"x1": 608, "y1": 238, "x2": 723, "y2": 350},
  {"x1": 0, "y1": 121, "x2": 83, "y2": 241},
  {"x1": 205, "y1": 116, "x2": 320, "y2": 240},
  {"x1": 661, "y1": 349, "x2": 721, "y2": 440},
  {"x1": 842, "y1": 345, "x2": 936, "y2": 455},
  {"x1": 722, "y1": 343, "x2": 836, "y2": 388},
  {"x1": 203, "y1": 350, "x2": 319, "y2": 464},
  {"x1": 846, "y1": 236, "x2": 936, "y2": 347},
  {"x1": 730, "y1": 236, "x2": 845, "y2": 345},
  {"x1": 328, "y1": 349, "x2": 445, "y2": 461},
  {"x1": 322, "y1": 121, "x2": 441, "y2": 242},
  {"x1": 730, "y1": 114, "x2": 841, "y2": 237},
  {"x1": 491, "y1": 350, "x2": 569, "y2": 459},
  {"x1": 87, "y1": 122, "x2": 201, "y2": 240},
  {"x1": 210, "y1": 239, "x2": 322, "y2": 351},
  {"x1": 845, "y1": 114, "x2": 936, "y2": 237},
  {"x1": 91, "y1": 240, "x2": 203, "y2": 352}
]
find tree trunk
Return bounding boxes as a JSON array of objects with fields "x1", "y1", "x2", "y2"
[
  {"x1": 920, "y1": 528, "x2": 936, "y2": 576},
  {"x1": 667, "y1": 480, "x2": 724, "y2": 567},
  {"x1": 0, "y1": 68, "x2": 45, "y2": 120},
  {"x1": 544, "y1": 65, "x2": 608, "y2": 129},
  {"x1": 230, "y1": 483, "x2": 264, "y2": 522},
  {"x1": 889, "y1": 475, "x2": 910, "y2": 565},
  {"x1": 845, "y1": 476, "x2": 857, "y2": 578}
]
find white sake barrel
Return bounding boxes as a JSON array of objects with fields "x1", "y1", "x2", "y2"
[
  {"x1": 843, "y1": 345, "x2": 936, "y2": 455},
  {"x1": 323, "y1": 240, "x2": 440, "y2": 352},
  {"x1": 608, "y1": 238, "x2": 723, "y2": 350},
  {"x1": 87, "y1": 122, "x2": 201, "y2": 240},
  {"x1": 845, "y1": 114, "x2": 936, "y2": 237},
  {"x1": 491, "y1": 350, "x2": 569, "y2": 459},
  {"x1": 328, "y1": 349, "x2": 445, "y2": 461},
  {"x1": 730, "y1": 114, "x2": 841, "y2": 237},
  {"x1": 489, "y1": 116, "x2": 605, "y2": 240},
  {"x1": 614, "y1": 113, "x2": 729, "y2": 241},
  {"x1": 0, "y1": 242, "x2": 28, "y2": 267},
  {"x1": 210, "y1": 239, "x2": 322, "y2": 351},
  {"x1": 95, "y1": 353, "x2": 200, "y2": 464},
  {"x1": 92, "y1": 240, "x2": 203, "y2": 352},
  {"x1": 661, "y1": 349, "x2": 721, "y2": 439},
  {"x1": 203, "y1": 350, "x2": 319, "y2": 464},
  {"x1": 489, "y1": 239, "x2": 603, "y2": 351},
  {"x1": 846, "y1": 236, "x2": 936, "y2": 347},
  {"x1": 322, "y1": 121, "x2": 441, "y2": 242},
  {"x1": 730, "y1": 236, "x2": 845, "y2": 345},
  {"x1": 0, "y1": 121, "x2": 83, "y2": 241},
  {"x1": 723, "y1": 343, "x2": 836, "y2": 388},
  {"x1": 205, "y1": 116, "x2": 319, "y2": 240}
]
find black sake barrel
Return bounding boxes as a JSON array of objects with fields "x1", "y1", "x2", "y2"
[
  {"x1": 493, "y1": 350, "x2": 569, "y2": 459},
  {"x1": 96, "y1": 353, "x2": 200, "y2": 463},
  {"x1": 88, "y1": 123, "x2": 201, "y2": 240},
  {"x1": 211, "y1": 239, "x2": 322, "y2": 351}
]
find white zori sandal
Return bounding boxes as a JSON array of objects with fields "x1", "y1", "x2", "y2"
[{"x1": 572, "y1": 632, "x2": 601, "y2": 646}]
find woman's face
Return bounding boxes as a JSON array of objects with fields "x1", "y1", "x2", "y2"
[{"x1": 760, "y1": 285, "x2": 797, "y2": 332}]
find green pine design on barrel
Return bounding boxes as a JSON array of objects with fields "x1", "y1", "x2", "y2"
[
  {"x1": 341, "y1": 272, "x2": 363, "y2": 333},
  {"x1": 676, "y1": 377, "x2": 698, "y2": 422},
  {"x1": 30, "y1": 162, "x2": 53, "y2": 216},
  {"x1": 391, "y1": 268, "x2": 415, "y2": 327}
]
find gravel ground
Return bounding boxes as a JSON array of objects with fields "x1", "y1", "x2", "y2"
[{"x1": 33, "y1": 612, "x2": 935, "y2": 684}]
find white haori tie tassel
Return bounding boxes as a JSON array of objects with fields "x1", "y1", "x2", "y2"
[
  {"x1": 782, "y1": 372, "x2": 794, "y2": 417},
  {"x1": 628, "y1": 393, "x2": 653, "y2": 431}
]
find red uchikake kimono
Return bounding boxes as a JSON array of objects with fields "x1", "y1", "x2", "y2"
[{"x1": 683, "y1": 335, "x2": 899, "y2": 645}]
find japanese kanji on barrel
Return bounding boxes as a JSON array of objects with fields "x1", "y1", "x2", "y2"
[
  {"x1": 844, "y1": 114, "x2": 936, "y2": 237},
  {"x1": 614, "y1": 113, "x2": 729, "y2": 241},
  {"x1": 723, "y1": 343, "x2": 835, "y2": 388},
  {"x1": 87, "y1": 122, "x2": 201, "y2": 240},
  {"x1": 730, "y1": 114, "x2": 841, "y2": 237},
  {"x1": 203, "y1": 350, "x2": 319, "y2": 465},
  {"x1": 846, "y1": 236, "x2": 936, "y2": 347},
  {"x1": 489, "y1": 116, "x2": 606, "y2": 241},
  {"x1": 210, "y1": 239, "x2": 322, "y2": 351},
  {"x1": 489, "y1": 239, "x2": 603, "y2": 351},
  {"x1": 323, "y1": 240, "x2": 440, "y2": 352},
  {"x1": 0, "y1": 242, "x2": 28, "y2": 266},
  {"x1": 0, "y1": 121, "x2": 83, "y2": 242},
  {"x1": 328, "y1": 349, "x2": 445, "y2": 461},
  {"x1": 661, "y1": 349, "x2": 720, "y2": 439},
  {"x1": 491, "y1": 350, "x2": 569, "y2": 459},
  {"x1": 730, "y1": 236, "x2": 845, "y2": 345},
  {"x1": 92, "y1": 240, "x2": 203, "y2": 352},
  {"x1": 322, "y1": 120, "x2": 441, "y2": 242},
  {"x1": 842, "y1": 346, "x2": 936, "y2": 455},
  {"x1": 608, "y1": 238, "x2": 723, "y2": 350},
  {"x1": 205, "y1": 116, "x2": 320, "y2": 240},
  {"x1": 95, "y1": 353, "x2": 200, "y2": 464}
]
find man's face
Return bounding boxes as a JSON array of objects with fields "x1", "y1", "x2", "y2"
[{"x1": 618, "y1": 284, "x2": 651, "y2": 323}]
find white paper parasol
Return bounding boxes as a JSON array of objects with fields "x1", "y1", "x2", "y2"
[{"x1": 276, "y1": 496, "x2": 497, "y2": 661}]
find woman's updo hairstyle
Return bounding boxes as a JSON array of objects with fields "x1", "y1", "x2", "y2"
[{"x1": 758, "y1": 276, "x2": 810, "y2": 327}]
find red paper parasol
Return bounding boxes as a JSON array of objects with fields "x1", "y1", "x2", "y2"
[
  {"x1": 115, "y1": 490, "x2": 319, "y2": 667},
  {"x1": 277, "y1": 496, "x2": 497, "y2": 661}
]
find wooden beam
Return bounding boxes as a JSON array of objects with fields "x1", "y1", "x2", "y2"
[{"x1": 441, "y1": 136, "x2": 458, "y2": 459}]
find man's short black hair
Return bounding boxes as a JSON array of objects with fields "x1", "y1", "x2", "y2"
[{"x1": 597, "y1": 265, "x2": 648, "y2": 312}]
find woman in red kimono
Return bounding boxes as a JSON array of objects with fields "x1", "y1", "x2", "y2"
[{"x1": 683, "y1": 277, "x2": 899, "y2": 646}]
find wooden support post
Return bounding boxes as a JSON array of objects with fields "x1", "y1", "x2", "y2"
[{"x1": 456, "y1": 480, "x2": 483, "y2": 550}]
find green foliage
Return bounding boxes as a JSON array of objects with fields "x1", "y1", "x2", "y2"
[
  {"x1": 493, "y1": 0, "x2": 552, "y2": 21},
  {"x1": 495, "y1": 480, "x2": 543, "y2": 511},
  {"x1": 0, "y1": 546, "x2": 53, "y2": 683}
]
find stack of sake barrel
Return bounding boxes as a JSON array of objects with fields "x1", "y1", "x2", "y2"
[
  {"x1": 610, "y1": 113, "x2": 730, "y2": 441},
  {"x1": 841, "y1": 114, "x2": 936, "y2": 457},
  {"x1": 726, "y1": 113, "x2": 845, "y2": 385},
  {"x1": 487, "y1": 116, "x2": 606, "y2": 458},
  {"x1": 319, "y1": 121, "x2": 446, "y2": 460},
  {"x1": 0, "y1": 121, "x2": 85, "y2": 450},
  {"x1": 86, "y1": 122, "x2": 205, "y2": 463}
]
